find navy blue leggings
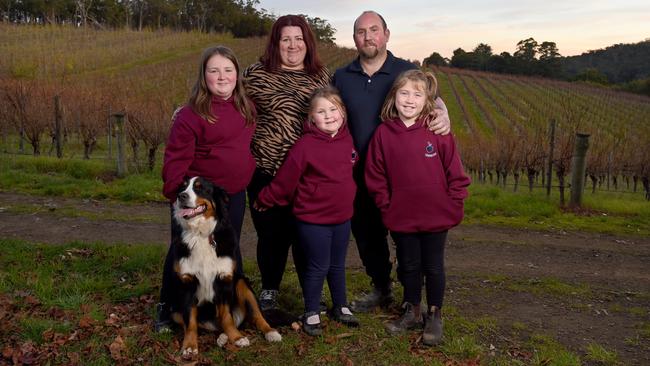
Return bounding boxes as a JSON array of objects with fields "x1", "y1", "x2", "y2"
[
  {"x1": 391, "y1": 231, "x2": 447, "y2": 308},
  {"x1": 297, "y1": 220, "x2": 351, "y2": 313}
]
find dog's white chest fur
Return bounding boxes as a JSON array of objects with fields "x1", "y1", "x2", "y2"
[{"x1": 179, "y1": 233, "x2": 234, "y2": 305}]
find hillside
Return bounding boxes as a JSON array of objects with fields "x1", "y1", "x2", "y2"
[
  {"x1": 561, "y1": 40, "x2": 650, "y2": 83},
  {"x1": 432, "y1": 66, "x2": 650, "y2": 194}
]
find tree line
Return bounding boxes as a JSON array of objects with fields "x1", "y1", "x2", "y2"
[
  {"x1": 423, "y1": 38, "x2": 650, "y2": 96},
  {"x1": 0, "y1": 0, "x2": 336, "y2": 42},
  {"x1": 424, "y1": 38, "x2": 562, "y2": 78}
]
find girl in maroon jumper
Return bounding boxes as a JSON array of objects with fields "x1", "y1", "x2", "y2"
[
  {"x1": 155, "y1": 46, "x2": 256, "y2": 332},
  {"x1": 253, "y1": 87, "x2": 360, "y2": 336},
  {"x1": 365, "y1": 70, "x2": 470, "y2": 345}
]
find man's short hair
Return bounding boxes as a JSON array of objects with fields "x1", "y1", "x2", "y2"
[{"x1": 353, "y1": 11, "x2": 388, "y2": 33}]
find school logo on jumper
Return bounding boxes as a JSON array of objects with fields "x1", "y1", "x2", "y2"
[
  {"x1": 425, "y1": 141, "x2": 437, "y2": 158},
  {"x1": 351, "y1": 149, "x2": 358, "y2": 163}
]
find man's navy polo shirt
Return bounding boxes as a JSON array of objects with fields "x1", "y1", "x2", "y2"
[{"x1": 332, "y1": 51, "x2": 416, "y2": 157}]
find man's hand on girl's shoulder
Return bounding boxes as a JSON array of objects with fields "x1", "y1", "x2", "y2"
[{"x1": 425, "y1": 110, "x2": 451, "y2": 136}]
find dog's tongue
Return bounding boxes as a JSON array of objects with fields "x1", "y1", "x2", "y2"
[{"x1": 180, "y1": 205, "x2": 205, "y2": 218}]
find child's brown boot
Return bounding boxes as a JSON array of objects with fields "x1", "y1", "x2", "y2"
[
  {"x1": 385, "y1": 302, "x2": 423, "y2": 334},
  {"x1": 423, "y1": 305, "x2": 443, "y2": 346}
]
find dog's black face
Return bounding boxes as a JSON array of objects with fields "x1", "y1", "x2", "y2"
[{"x1": 173, "y1": 177, "x2": 229, "y2": 228}]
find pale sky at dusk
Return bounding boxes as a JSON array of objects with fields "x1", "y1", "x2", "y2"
[{"x1": 258, "y1": 0, "x2": 650, "y2": 62}]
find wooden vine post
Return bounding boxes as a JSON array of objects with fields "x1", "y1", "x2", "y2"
[
  {"x1": 113, "y1": 113, "x2": 128, "y2": 177},
  {"x1": 569, "y1": 133, "x2": 590, "y2": 208}
]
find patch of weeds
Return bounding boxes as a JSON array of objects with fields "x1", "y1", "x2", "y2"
[
  {"x1": 440, "y1": 335, "x2": 483, "y2": 359},
  {"x1": 507, "y1": 277, "x2": 590, "y2": 298},
  {"x1": 570, "y1": 302, "x2": 591, "y2": 312},
  {"x1": 585, "y1": 343, "x2": 619, "y2": 365},
  {"x1": 608, "y1": 303, "x2": 646, "y2": 317},
  {"x1": 624, "y1": 335, "x2": 642, "y2": 347},
  {"x1": 638, "y1": 322, "x2": 650, "y2": 339},
  {"x1": 511, "y1": 321, "x2": 527, "y2": 332},
  {"x1": 528, "y1": 334, "x2": 581, "y2": 366},
  {"x1": 443, "y1": 309, "x2": 496, "y2": 341},
  {"x1": 627, "y1": 307, "x2": 647, "y2": 317},
  {"x1": 50, "y1": 287, "x2": 91, "y2": 309},
  {"x1": 485, "y1": 274, "x2": 509, "y2": 286},
  {"x1": 608, "y1": 303, "x2": 625, "y2": 313},
  {"x1": 19, "y1": 317, "x2": 73, "y2": 344}
]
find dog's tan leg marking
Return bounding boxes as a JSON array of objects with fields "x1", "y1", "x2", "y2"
[
  {"x1": 218, "y1": 303, "x2": 249, "y2": 347},
  {"x1": 173, "y1": 262, "x2": 194, "y2": 283},
  {"x1": 181, "y1": 306, "x2": 199, "y2": 359},
  {"x1": 237, "y1": 280, "x2": 282, "y2": 342}
]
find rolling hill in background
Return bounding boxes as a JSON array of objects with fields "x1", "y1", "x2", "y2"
[{"x1": 561, "y1": 40, "x2": 650, "y2": 83}]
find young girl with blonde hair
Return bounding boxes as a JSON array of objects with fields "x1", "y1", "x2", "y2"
[
  {"x1": 365, "y1": 70, "x2": 470, "y2": 345},
  {"x1": 255, "y1": 86, "x2": 360, "y2": 336}
]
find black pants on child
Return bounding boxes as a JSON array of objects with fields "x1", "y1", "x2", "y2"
[
  {"x1": 159, "y1": 190, "x2": 246, "y2": 306},
  {"x1": 247, "y1": 169, "x2": 306, "y2": 291},
  {"x1": 391, "y1": 230, "x2": 447, "y2": 308},
  {"x1": 296, "y1": 220, "x2": 351, "y2": 313}
]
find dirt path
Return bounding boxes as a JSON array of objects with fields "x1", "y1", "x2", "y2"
[{"x1": 1, "y1": 192, "x2": 649, "y2": 364}]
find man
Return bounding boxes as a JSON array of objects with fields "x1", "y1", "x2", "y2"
[{"x1": 332, "y1": 10, "x2": 451, "y2": 312}]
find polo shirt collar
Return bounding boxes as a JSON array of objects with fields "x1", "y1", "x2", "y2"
[{"x1": 348, "y1": 50, "x2": 397, "y2": 75}]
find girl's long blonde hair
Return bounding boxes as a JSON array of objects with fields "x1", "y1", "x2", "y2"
[{"x1": 380, "y1": 69, "x2": 438, "y2": 122}]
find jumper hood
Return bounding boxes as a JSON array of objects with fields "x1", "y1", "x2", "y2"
[
  {"x1": 302, "y1": 118, "x2": 351, "y2": 141},
  {"x1": 383, "y1": 117, "x2": 426, "y2": 134}
]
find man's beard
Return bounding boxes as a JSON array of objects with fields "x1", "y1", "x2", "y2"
[{"x1": 359, "y1": 45, "x2": 379, "y2": 59}]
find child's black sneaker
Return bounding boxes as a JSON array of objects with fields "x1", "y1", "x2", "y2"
[
  {"x1": 328, "y1": 305, "x2": 360, "y2": 327},
  {"x1": 301, "y1": 311, "x2": 322, "y2": 336}
]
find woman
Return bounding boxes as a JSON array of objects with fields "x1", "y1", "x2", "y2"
[
  {"x1": 244, "y1": 15, "x2": 331, "y2": 317},
  {"x1": 155, "y1": 45, "x2": 256, "y2": 332}
]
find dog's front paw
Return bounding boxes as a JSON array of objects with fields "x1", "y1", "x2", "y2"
[
  {"x1": 265, "y1": 330, "x2": 282, "y2": 342},
  {"x1": 234, "y1": 337, "x2": 250, "y2": 347},
  {"x1": 217, "y1": 333, "x2": 228, "y2": 348},
  {"x1": 181, "y1": 347, "x2": 198, "y2": 360}
]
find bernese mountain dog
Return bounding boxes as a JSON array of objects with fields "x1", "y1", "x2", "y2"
[{"x1": 167, "y1": 176, "x2": 281, "y2": 358}]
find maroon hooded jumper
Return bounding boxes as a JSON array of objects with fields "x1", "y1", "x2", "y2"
[
  {"x1": 256, "y1": 121, "x2": 358, "y2": 225},
  {"x1": 162, "y1": 96, "x2": 256, "y2": 201},
  {"x1": 365, "y1": 118, "x2": 470, "y2": 233}
]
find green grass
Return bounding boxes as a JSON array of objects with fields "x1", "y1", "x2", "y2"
[
  {"x1": 511, "y1": 321, "x2": 527, "y2": 331},
  {"x1": 0, "y1": 238, "x2": 586, "y2": 365},
  {"x1": 473, "y1": 273, "x2": 591, "y2": 299},
  {"x1": 2, "y1": 153, "x2": 649, "y2": 235},
  {"x1": 585, "y1": 343, "x2": 619, "y2": 365},
  {"x1": 609, "y1": 303, "x2": 647, "y2": 317},
  {"x1": 528, "y1": 334, "x2": 582, "y2": 366},
  {"x1": 465, "y1": 184, "x2": 650, "y2": 236},
  {"x1": 638, "y1": 322, "x2": 650, "y2": 339},
  {"x1": 0, "y1": 154, "x2": 164, "y2": 202},
  {"x1": 20, "y1": 317, "x2": 74, "y2": 344},
  {"x1": 0, "y1": 239, "x2": 165, "y2": 306},
  {"x1": 506, "y1": 277, "x2": 591, "y2": 298}
]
